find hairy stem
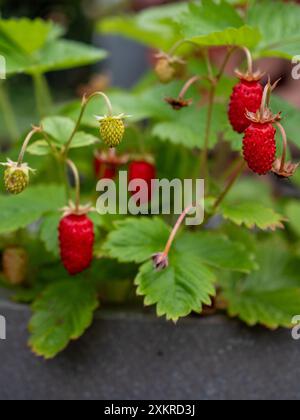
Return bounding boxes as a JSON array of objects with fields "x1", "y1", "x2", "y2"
[
  {"x1": 178, "y1": 76, "x2": 201, "y2": 99},
  {"x1": 164, "y1": 204, "x2": 194, "y2": 256},
  {"x1": 242, "y1": 47, "x2": 254, "y2": 74},
  {"x1": 17, "y1": 126, "x2": 42, "y2": 166},
  {"x1": 63, "y1": 91, "x2": 113, "y2": 156}
]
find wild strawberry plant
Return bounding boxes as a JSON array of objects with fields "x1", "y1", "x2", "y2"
[{"x1": 1, "y1": 0, "x2": 300, "y2": 359}]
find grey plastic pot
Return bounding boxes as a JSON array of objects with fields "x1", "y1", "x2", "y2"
[{"x1": 0, "y1": 297, "x2": 299, "y2": 400}]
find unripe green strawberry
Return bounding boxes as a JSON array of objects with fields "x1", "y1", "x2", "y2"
[
  {"x1": 96, "y1": 115, "x2": 129, "y2": 148},
  {"x1": 155, "y1": 58, "x2": 176, "y2": 84},
  {"x1": 154, "y1": 53, "x2": 186, "y2": 84},
  {"x1": 1, "y1": 159, "x2": 34, "y2": 195}
]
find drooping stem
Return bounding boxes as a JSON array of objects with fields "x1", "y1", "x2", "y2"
[
  {"x1": 0, "y1": 82, "x2": 20, "y2": 141},
  {"x1": 163, "y1": 204, "x2": 194, "y2": 256},
  {"x1": 242, "y1": 47, "x2": 254, "y2": 74},
  {"x1": 63, "y1": 91, "x2": 113, "y2": 156},
  {"x1": 178, "y1": 76, "x2": 201, "y2": 99},
  {"x1": 167, "y1": 39, "x2": 197, "y2": 57},
  {"x1": 216, "y1": 47, "x2": 237, "y2": 81},
  {"x1": 66, "y1": 159, "x2": 81, "y2": 212},
  {"x1": 213, "y1": 160, "x2": 246, "y2": 211},
  {"x1": 275, "y1": 122, "x2": 288, "y2": 172},
  {"x1": 17, "y1": 126, "x2": 42, "y2": 166}
]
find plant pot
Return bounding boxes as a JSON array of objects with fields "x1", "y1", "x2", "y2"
[{"x1": 0, "y1": 297, "x2": 299, "y2": 400}]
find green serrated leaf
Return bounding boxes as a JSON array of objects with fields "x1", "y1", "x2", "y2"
[
  {"x1": 221, "y1": 242, "x2": 300, "y2": 328},
  {"x1": 220, "y1": 202, "x2": 286, "y2": 231},
  {"x1": 179, "y1": 0, "x2": 260, "y2": 48},
  {"x1": 176, "y1": 232, "x2": 258, "y2": 273},
  {"x1": 0, "y1": 185, "x2": 65, "y2": 234},
  {"x1": 249, "y1": 0, "x2": 300, "y2": 59},
  {"x1": 136, "y1": 254, "x2": 216, "y2": 322},
  {"x1": 0, "y1": 18, "x2": 53, "y2": 55},
  {"x1": 104, "y1": 217, "x2": 171, "y2": 264},
  {"x1": 29, "y1": 279, "x2": 99, "y2": 359}
]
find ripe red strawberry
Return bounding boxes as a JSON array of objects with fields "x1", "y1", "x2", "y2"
[
  {"x1": 229, "y1": 79, "x2": 263, "y2": 133},
  {"x1": 243, "y1": 123, "x2": 276, "y2": 175},
  {"x1": 59, "y1": 214, "x2": 94, "y2": 276},
  {"x1": 129, "y1": 160, "x2": 156, "y2": 204}
]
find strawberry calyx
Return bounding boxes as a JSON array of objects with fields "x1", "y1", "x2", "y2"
[
  {"x1": 246, "y1": 79, "x2": 282, "y2": 124},
  {"x1": 272, "y1": 159, "x2": 299, "y2": 179},
  {"x1": 245, "y1": 108, "x2": 282, "y2": 125},
  {"x1": 235, "y1": 69, "x2": 265, "y2": 83},
  {"x1": 61, "y1": 200, "x2": 95, "y2": 217}
]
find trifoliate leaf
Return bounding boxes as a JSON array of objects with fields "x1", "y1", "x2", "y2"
[
  {"x1": 220, "y1": 242, "x2": 300, "y2": 328},
  {"x1": 220, "y1": 202, "x2": 286, "y2": 231},
  {"x1": 29, "y1": 279, "x2": 99, "y2": 359}
]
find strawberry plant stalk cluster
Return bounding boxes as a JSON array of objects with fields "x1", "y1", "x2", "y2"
[{"x1": 1, "y1": 0, "x2": 300, "y2": 359}]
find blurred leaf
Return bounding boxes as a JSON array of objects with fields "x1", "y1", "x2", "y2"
[
  {"x1": 0, "y1": 18, "x2": 53, "y2": 54},
  {"x1": 0, "y1": 185, "x2": 65, "y2": 234},
  {"x1": 248, "y1": 0, "x2": 300, "y2": 59},
  {"x1": 29, "y1": 279, "x2": 98, "y2": 359},
  {"x1": 29, "y1": 40, "x2": 106, "y2": 74},
  {"x1": 220, "y1": 202, "x2": 286, "y2": 231},
  {"x1": 179, "y1": 0, "x2": 260, "y2": 48},
  {"x1": 0, "y1": 19, "x2": 107, "y2": 76},
  {"x1": 286, "y1": 201, "x2": 300, "y2": 237},
  {"x1": 98, "y1": 3, "x2": 188, "y2": 49},
  {"x1": 221, "y1": 242, "x2": 300, "y2": 328},
  {"x1": 136, "y1": 255, "x2": 215, "y2": 322},
  {"x1": 40, "y1": 213, "x2": 61, "y2": 257}
]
